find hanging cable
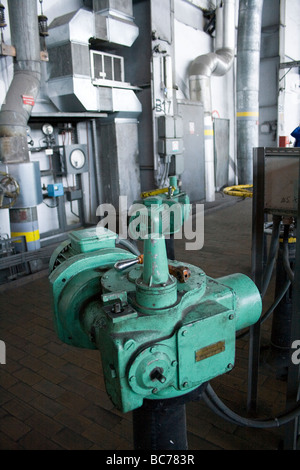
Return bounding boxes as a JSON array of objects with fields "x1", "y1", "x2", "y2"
[
  {"x1": 260, "y1": 215, "x2": 281, "y2": 298},
  {"x1": 237, "y1": 217, "x2": 295, "y2": 339},
  {"x1": 203, "y1": 383, "x2": 300, "y2": 429},
  {"x1": 282, "y1": 224, "x2": 295, "y2": 283}
]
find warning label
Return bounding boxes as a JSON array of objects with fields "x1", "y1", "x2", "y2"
[{"x1": 22, "y1": 95, "x2": 35, "y2": 106}]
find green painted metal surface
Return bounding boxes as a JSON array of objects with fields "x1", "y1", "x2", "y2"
[{"x1": 49, "y1": 193, "x2": 262, "y2": 413}]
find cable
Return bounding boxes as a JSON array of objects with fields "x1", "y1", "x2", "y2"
[
  {"x1": 237, "y1": 218, "x2": 294, "y2": 339},
  {"x1": 261, "y1": 215, "x2": 281, "y2": 298},
  {"x1": 43, "y1": 198, "x2": 58, "y2": 208},
  {"x1": 203, "y1": 383, "x2": 300, "y2": 429},
  {"x1": 282, "y1": 224, "x2": 295, "y2": 283}
]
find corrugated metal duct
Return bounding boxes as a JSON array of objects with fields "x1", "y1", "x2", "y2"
[
  {"x1": 188, "y1": 0, "x2": 235, "y2": 202},
  {"x1": 236, "y1": 0, "x2": 263, "y2": 184}
]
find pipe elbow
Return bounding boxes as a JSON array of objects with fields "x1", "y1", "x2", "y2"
[
  {"x1": 214, "y1": 47, "x2": 234, "y2": 76},
  {"x1": 188, "y1": 47, "x2": 234, "y2": 80},
  {"x1": 188, "y1": 52, "x2": 217, "y2": 79}
]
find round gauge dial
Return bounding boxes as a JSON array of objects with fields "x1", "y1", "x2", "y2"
[
  {"x1": 42, "y1": 123, "x2": 54, "y2": 135},
  {"x1": 70, "y1": 149, "x2": 86, "y2": 169}
]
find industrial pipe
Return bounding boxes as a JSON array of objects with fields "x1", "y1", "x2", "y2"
[
  {"x1": 0, "y1": 0, "x2": 41, "y2": 163},
  {"x1": 236, "y1": 0, "x2": 263, "y2": 184},
  {"x1": 132, "y1": 397, "x2": 188, "y2": 450},
  {"x1": 0, "y1": 0, "x2": 42, "y2": 252},
  {"x1": 189, "y1": 0, "x2": 235, "y2": 202}
]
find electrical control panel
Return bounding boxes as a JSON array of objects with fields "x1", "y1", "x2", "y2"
[
  {"x1": 157, "y1": 115, "x2": 184, "y2": 157},
  {"x1": 259, "y1": 148, "x2": 300, "y2": 215}
]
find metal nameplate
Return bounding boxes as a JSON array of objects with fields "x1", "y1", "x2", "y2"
[{"x1": 195, "y1": 340, "x2": 225, "y2": 362}]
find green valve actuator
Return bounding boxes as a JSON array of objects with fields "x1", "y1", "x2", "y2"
[{"x1": 49, "y1": 185, "x2": 262, "y2": 413}]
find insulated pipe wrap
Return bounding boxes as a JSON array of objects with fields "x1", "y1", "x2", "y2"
[
  {"x1": 236, "y1": 0, "x2": 263, "y2": 184},
  {"x1": 0, "y1": 0, "x2": 41, "y2": 163}
]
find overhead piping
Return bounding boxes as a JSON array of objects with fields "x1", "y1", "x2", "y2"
[
  {"x1": 188, "y1": 0, "x2": 236, "y2": 202},
  {"x1": 236, "y1": 0, "x2": 263, "y2": 184}
]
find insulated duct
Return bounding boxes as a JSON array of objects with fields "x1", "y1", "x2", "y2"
[
  {"x1": 46, "y1": 3, "x2": 140, "y2": 114},
  {"x1": 0, "y1": 0, "x2": 42, "y2": 252},
  {"x1": 236, "y1": 0, "x2": 263, "y2": 184},
  {"x1": 188, "y1": 0, "x2": 235, "y2": 202},
  {"x1": 0, "y1": 0, "x2": 41, "y2": 164},
  {"x1": 93, "y1": 0, "x2": 139, "y2": 47}
]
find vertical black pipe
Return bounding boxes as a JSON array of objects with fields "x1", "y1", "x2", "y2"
[
  {"x1": 248, "y1": 147, "x2": 265, "y2": 412},
  {"x1": 132, "y1": 385, "x2": 206, "y2": 450},
  {"x1": 132, "y1": 397, "x2": 188, "y2": 450}
]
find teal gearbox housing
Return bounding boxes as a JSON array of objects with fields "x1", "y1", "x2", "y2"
[{"x1": 49, "y1": 193, "x2": 262, "y2": 413}]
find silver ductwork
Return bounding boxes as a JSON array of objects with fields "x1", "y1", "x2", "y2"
[
  {"x1": 93, "y1": 0, "x2": 139, "y2": 47},
  {"x1": 188, "y1": 0, "x2": 236, "y2": 202},
  {"x1": 236, "y1": 0, "x2": 263, "y2": 184},
  {"x1": 46, "y1": 3, "x2": 141, "y2": 115}
]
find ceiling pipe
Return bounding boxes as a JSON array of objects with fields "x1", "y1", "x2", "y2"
[
  {"x1": 188, "y1": 0, "x2": 235, "y2": 202},
  {"x1": 236, "y1": 0, "x2": 263, "y2": 184},
  {"x1": 0, "y1": 0, "x2": 41, "y2": 164}
]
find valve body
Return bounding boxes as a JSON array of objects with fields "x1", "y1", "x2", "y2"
[{"x1": 49, "y1": 223, "x2": 261, "y2": 413}]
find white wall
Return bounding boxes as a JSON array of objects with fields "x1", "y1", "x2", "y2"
[{"x1": 174, "y1": 0, "x2": 238, "y2": 184}]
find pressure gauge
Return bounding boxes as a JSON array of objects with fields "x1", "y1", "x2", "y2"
[
  {"x1": 64, "y1": 145, "x2": 88, "y2": 174},
  {"x1": 70, "y1": 148, "x2": 86, "y2": 169},
  {"x1": 42, "y1": 123, "x2": 54, "y2": 135}
]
